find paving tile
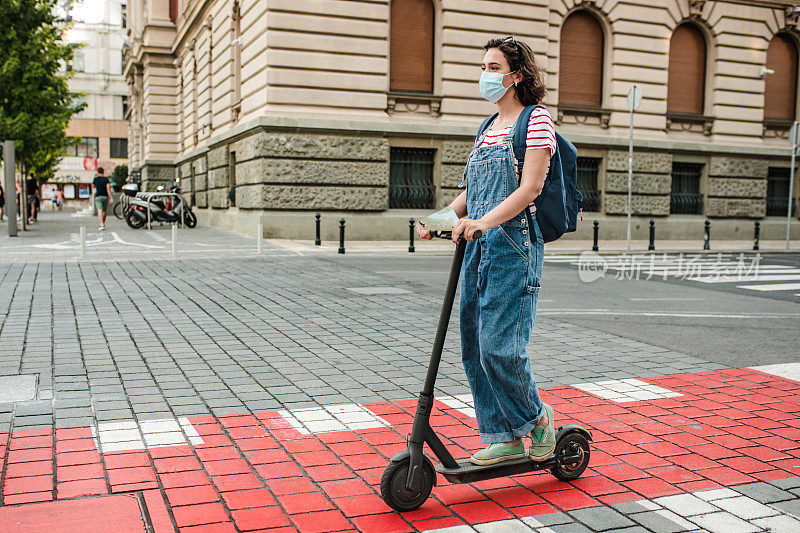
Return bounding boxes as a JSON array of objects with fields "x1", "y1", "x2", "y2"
[
  {"x1": 732, "y1": 482, "x2": 795, "y2": 503},
  {"x1": 687, "y1": 510, "x2": 761, "y2": 533}
]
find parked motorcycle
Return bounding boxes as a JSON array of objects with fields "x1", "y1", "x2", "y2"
[{"x1": 125, "y1": 184, "x2": 198, "y2": 229}]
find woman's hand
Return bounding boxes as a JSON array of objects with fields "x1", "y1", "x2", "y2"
[
  {"x1": 451, "y1": 218, "x2": 489, "y2": 243},
  {"x1": 416, "y1": 222, "x2": 432, "y2": 240}
]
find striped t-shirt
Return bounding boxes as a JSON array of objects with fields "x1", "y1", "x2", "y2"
[{"x1": 478, "y1": 106, "x2": 557, "y2": 214}]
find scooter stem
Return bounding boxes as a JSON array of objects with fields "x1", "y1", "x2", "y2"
[{"x1": 419, "y1": 238, "x2": 467, "y2": 397}]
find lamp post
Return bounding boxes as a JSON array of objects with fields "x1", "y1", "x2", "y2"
[{"x1": 626, "y1": 85, "x2": 642, "y2": 252}]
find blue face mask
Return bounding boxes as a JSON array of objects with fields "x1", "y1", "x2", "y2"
[{"x1": 479, "y1": 70, "x2": 517, "y2": 103}]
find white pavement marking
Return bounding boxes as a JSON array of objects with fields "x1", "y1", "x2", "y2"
[
  {"x1": 736, "y1": 282, "x2": 800, "y2": 291},
  {"x1": 750, "y1": 362, "x2": 800, "y2": 382},
  {"x1": 93, "y1": 417, "x2": 203, "y2": 452},
  {"x1": 277, "y1": 404, "x2": 390, "y2": 434},
  {"x1": 573, "y1": 379, "x2": 681, "y2": 403},
  {"x1": 110, "y1": 232, "x2": 163, "y2": 249},
  {"x1": 694, "y1": 274, "x2": 800, "y2": 283},
  {"x1": 628, "y1": 297, "x2": 704, "y2": 301},
  {"x1": 438, "y1": 394, "x2": 476, "y2": 418}
]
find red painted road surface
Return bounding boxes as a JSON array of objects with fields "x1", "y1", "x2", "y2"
[{"x1": 0, "y1": 368, "x2": 799, "y2": 532}]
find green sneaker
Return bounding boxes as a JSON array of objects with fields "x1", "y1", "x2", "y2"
[
  {"x1": 529, "y1": 403, "x2": 556, "y2": 461},
  {"x1": 469, "y1": 441, "x2": 526, "y2": 466}
]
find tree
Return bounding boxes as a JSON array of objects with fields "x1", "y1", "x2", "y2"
[
  {"x1": 0, "y1": 0, "x2": 85, "y2": 185},
  {"x1": 112, "y1": 163, "x2": 127, "y2": 190}
]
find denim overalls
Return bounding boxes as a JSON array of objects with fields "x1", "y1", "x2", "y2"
[{"x1": 459, "y1": 123, "x2": 546, "y2": 443}]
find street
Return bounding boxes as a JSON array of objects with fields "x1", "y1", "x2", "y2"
[{"x1": 0, "y1": 211, "x2": 799, "y2": 532}]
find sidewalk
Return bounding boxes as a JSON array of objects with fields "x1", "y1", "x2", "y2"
[{"x1": 0, "y1": 210, "x2": 799, "y2": 532}]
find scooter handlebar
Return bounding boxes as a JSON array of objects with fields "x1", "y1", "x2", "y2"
[{"x1": 430, "y1": 229, "x2": 482, "y2": 242}]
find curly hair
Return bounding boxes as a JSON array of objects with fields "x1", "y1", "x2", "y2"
[{"x1": 484, "y1": 37, "x2": 546, "y2": 106}]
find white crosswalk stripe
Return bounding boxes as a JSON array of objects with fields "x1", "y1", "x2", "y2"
[{"x1": 547, "y1": 253, "x2": 800, "y2": 295}]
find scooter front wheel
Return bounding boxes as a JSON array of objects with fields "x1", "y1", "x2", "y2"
[
  {"x1": 125, "y1": 210, "x2": 146, "y2": 229},
  {"x1": 380, "y1": 458, "x2": 434, "y2": 512},
  {"x1": 550, "y1": 432, "x2": 590, "y2": 481}
]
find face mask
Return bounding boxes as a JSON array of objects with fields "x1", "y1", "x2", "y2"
[{"x1": 479, "y1": 71, "x2": 517, "y2": 103}]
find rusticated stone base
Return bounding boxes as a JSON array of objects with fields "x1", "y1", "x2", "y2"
[
  {"x1": 140, "y1": 163, "x2": 176, "y2": 192},
  {"x1": 706, "y1": 198, "x2": 766, "y2": 218},
  {"x1": 236, "y1": 184, "x2": 388, "y2": 211},
  {"x1": 604, "y1": 193, "x2": 670, "y2": 216}
]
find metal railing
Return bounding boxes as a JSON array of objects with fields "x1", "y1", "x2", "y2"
[
  {"x1": 767, "y1": 197, "x2": 797, "y2": 217},
  {"x1": 389, "y1": 148, "x2": 436, "y2": 209},
  {"x1": 670, "y1": 192, "x2": 704, "y2": 215},
  {"x1": 136, "y1": 192, "x2": 182, "y2": 230}
]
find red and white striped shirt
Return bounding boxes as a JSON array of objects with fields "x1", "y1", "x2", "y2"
[{"x1": 478, "y1": 106, "x2": 557, "y2": 213}]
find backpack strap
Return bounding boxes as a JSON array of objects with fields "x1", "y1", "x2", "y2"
[
  {"x1": 475, "y1": 113, "x2": 499, "y2": 147},
  {"x1": 511, "y1": 104, "x2": 545, "y2": 171}
]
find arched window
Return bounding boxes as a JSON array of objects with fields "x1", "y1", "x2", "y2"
[
  {"x1": 559, "y1": 10, "x2": 604, "y2": 107},
  {"x1": 390, "y1": 0, "x2": 434, "y2": 93},
  {"x1": 764, "y1": 34, "x2": 798, "y2": 121},
  {"x1": 667, "y1": 24, "x2": 707, "y2": 115}
]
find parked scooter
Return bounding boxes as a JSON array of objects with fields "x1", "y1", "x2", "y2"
[{"x1": 125, "y1": 183, "x2": 198, "y2": 229}]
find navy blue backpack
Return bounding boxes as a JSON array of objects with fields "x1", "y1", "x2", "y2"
[{"x1": 476, "y1": 105, "x2": 581, "y2": 243}]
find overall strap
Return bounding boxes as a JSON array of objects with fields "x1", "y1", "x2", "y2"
[{"x1": 511, "y1": 104, "x2": 544, "y2": 170}]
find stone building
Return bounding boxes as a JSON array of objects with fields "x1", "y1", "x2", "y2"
[
  {"x1": 125, "y1": 0, "x2": 800, "y2": 240},
  {"x1": 55, "y1": 0, "x2": 129, "y2": 207}
]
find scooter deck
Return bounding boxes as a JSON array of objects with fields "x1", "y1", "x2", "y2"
[{"x1": 435, "y1": 456, "x2": 556, "y2": 484}]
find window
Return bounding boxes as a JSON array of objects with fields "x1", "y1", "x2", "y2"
[
  {"x1": 390, "y1": 0, "x2": 434, "y2": 93},
  {"x1": 169, "y1": 0, "x2": 177, "y2": 23},
  {"x1": 764, "y1": 34, "x2": 798, "y2": 122},
  {"x1": 121, "y1": 95, "x2": 128, "y2": 118},
  {"x1": 670, "y1": 162, "x2": 704, "y2": 215},
  {"x1": 389, "y1": 148, "x2": 435, "y2": 209},
  {"x1": 576, "y1": 157, "x2": 601, "y2": 212},
  {"x1": 766, "y1": 167, "x2": 796, "y2": 216},
  {"x1": 121, "y1": 4, "x2": 126, "y2": 28},
  {"x1": 228, "y1": 151, "x2": 236, "y2": 207},
  {"x1": 65, "y1": 137, "x2": 99, "y2": 158},
  {"x1": 559, "y1": 11, "x2": 604, "y2": 107},
  {"x1": 667, "y1": 24, "x2": 706, "y2": 115},
  {"x1": 110, "y1": 138, "x2": 128, "y2": 159},
  {"x1": 231, "y1": 2, "x2": 242, "y2": 111}
]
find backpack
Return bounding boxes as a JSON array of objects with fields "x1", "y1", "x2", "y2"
[{"x1": 475, "y1": 104, "x2": 581, "y2": 243}]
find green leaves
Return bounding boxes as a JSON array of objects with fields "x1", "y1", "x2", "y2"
[{"x1": 0, "y1": 0, "x2": 84, "y2": 181}]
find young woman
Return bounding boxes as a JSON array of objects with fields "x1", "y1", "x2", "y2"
[{"x1": 418, "y1": 36, "x2": 556, "y2": 465}]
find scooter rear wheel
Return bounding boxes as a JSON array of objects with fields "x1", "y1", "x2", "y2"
[
  {"x1": 125, "y1": 210, "x2": 146, "y2": 229},
  {"x1": 380, "y1": 458, "x2": 434, "y2": 512},
  {"x1": 550, "y1": 432, "x2": 590, "y2": 481}
]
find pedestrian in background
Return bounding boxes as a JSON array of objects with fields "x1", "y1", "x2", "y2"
[
  {"x1": 56, "y1": 187, "x2": 64, "y2": 211},
  {"x1": 25, "y1": 174, "x2": 39, "y2": 224},
  {"x1": 93, "y1": 167, "x2": 113, "y2": 230},
  {"x1": 0, "y1": 183, "x2": 5, "y2": 221}
]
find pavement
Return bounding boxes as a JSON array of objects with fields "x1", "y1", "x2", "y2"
[{"x1": 0, "y1": 210, "x2": 799, "y2": 533}]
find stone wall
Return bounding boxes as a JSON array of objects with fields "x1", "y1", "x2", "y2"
[
  {"x1": 706, "y1": 157, "x2": 769, "y2": 218},
  {"x1": 440, "y1": 140, "x2": 471, "y2": 208},
  {"x1": 140, "y1": 163, "x2": 176, "y2": 192},
  {"x1": 226, "y1": 130, "x2": 390, "y2": 211},
  {"x1": 604, "y1": 150, "x2": 672, "y2": 216}
]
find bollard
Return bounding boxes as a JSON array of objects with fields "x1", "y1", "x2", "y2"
[
  {"x1": 315, "y1": 213, "x2": 321, "y2": 246},
  {"x1": 80, "y1": 226, "x2": 87, "y2": 259},
  {"x1": 648, "y1": 219, "x2": 655, "y2": 251},
  {"x1": 172, "y1": 224, "x2": 177, "y2": 257},
  {"x1": 592, "y1": 220, "x2": 599, "y2": 252},
  {"x1": 703, "y1": 219, "x2": 711, "y2": 250},
  {"x1": 338, "y1": 218, "x2": 345, "y2": 254},
  {"x1": 753, "y1": 220, "x2": 760, "y2": 251},
  {"x1": 408, "y1": 218, "x2": 415, "y2": 253},
  {"x1": 257, "y1": 223, "x2": 263, "y2": 254}
]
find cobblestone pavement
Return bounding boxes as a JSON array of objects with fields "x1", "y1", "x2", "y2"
[{"x1": 0, "y1": 212, "x2": 798, "y2": 532}]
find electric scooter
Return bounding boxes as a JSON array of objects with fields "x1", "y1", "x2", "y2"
[{"x1": 380, "y1": 230, "x2": 592, "y2": 512}]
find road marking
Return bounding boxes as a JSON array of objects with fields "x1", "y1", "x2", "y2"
[
  {"x1": 750, "y1": 362, "x2": 800, "y2": 382},
  {"x1": 573, "y1": 379, "x2": 681, "y2": 402},
  {"x1": 438, "y1": 394, "x2": 476, "y2": 418},
  {"x1": 110, "y1": 232, "x2": 163, "y2": 249},
  {"x1": 693, "y1": 274, "x2": 800, "y2": 283},
  {"x1": 92, "y1": 417, "x2": 203, "y2": 452},
  {"x1": 736, "y1": 282, "x2": 800, "y2": 291},
  {"x1": 270, "y1": 404, "x2": 391, "y2": 434}
]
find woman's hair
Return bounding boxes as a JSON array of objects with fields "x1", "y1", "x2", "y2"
[{"x1": 484, "y1": 37, "x2": 546, "y2": 106}]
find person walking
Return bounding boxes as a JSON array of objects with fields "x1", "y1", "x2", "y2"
[
  {"x1": 25, "y1": 174, "x2": 39, "y2": 224},
  {"x1": 55, "y1": 187, "x2": 64, "y2": 211},
  {"x1": 0, "y1": 183, "x2": 5, "y2": 221},
  {"x1": 418, "y1": 36, "x2": 557, "y2": 465},
  {"x1": 93, "y1": 167, "x2": 113, "y2": 230}
]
